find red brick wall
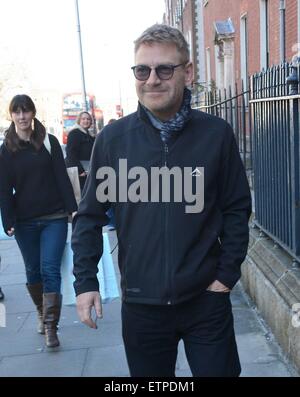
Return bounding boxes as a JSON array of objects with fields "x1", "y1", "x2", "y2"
[
  {"x1": 268, "y1": 0, "x2": 280, "y2": 66},
  {"x1": 203, "y1": 0, "x2": 263, "y2": 87},
  {"x1": 238, "y1": 0, "x2": 263, "y2": 80},
  {"x1": 203, "y1": 0, "x2": 298, "y2": 89},
  {"x1": 165, "y1": 0, "x2": 299, "y2": 90},
  {"x1": 182, "y1": 0, "x2": 197, "y2": 81},
  {"x1": 164, "y1": 0, "x2": 198, "y2": 81},
  {"x1": 266, "y1": 0, "x2": 297, "y2": 66},
  {"x1": 286, "y1": 0, "x2": 298, "y2": 61}
]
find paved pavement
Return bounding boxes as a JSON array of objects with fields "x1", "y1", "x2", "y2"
[{"x1": 0, "y1": 228, "x2": 298, "y2": 377}]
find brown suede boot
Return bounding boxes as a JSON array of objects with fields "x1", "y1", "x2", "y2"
[
  {"x1": 26, "y1": 283, "x2": 45, "y2": 334},
  {"x1": 43, "y1": 292, "x2": 62, "y2": 348}
]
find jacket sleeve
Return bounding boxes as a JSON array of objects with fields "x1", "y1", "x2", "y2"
[
  {"x1": 216, "y1": 124, "x2": 252, "y2": 289},
  {"x1": 65, "y1": 130, "x2": 85, "y2": 174},
  {"x1": 72, "y1": 133, "x2": 110, "y2": 295},
  {"x1": 0, "y1": 147, "x2": 16, "y2": 233},
  {"x1": 49, "y1": 135, "x2": 78, "y2": 213}
]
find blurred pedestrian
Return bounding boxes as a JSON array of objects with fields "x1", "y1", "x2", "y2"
[
  {"x1": 65, "y1": 111, "x2": 96, "y2": 191},
  {"x1": 0, "y1": 94, "x2": 77, "y2": 348},
  {"x1": 72, "y1": 24, "x2": 251, "y2": 377}
]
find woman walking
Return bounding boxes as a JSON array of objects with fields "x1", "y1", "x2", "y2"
[
  {"x1": 0, "y1": 95, "x2": 77, "y2": 347},
  {"x1": 65, "y1": 111, "x2": 96, "y2": 191}
]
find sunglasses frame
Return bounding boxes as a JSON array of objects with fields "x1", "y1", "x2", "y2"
[{"x1": 131, "y1": 63, "x2": 187, "y2": 81}]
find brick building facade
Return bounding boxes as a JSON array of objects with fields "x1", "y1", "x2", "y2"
[
  {"x1": 164, "y1": 0, "x2": 300, "y2": 92},
  {"x1": 164, "y1": 1, "x2": 199, "y2": 83}
]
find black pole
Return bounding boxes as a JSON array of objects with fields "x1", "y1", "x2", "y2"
[
  {"x1": 75, "y1": 0, "x2": 88, "y2": 111},
  {"x1": 279, "y1": 0, "x2": 286, "y2": 63}
]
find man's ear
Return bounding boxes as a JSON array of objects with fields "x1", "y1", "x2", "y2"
[{"x1": 184, "y1": 62, "x2": 194, "y2": 86}]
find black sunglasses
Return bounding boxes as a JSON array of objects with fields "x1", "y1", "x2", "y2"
[{"x1": 131, "y1": 63, "x2": 187, "y2": 81}]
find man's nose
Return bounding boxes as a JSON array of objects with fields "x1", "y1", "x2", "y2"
[{"x1": 146, "y1": 68, "x2": 161, "y2": 85}]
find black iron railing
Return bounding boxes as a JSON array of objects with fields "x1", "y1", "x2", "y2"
[
  {"x1": 250, "y1": 62, "x2": 300, "y2": 259},
  {"x1": 193, "y1": 60, "x2": 300, "y2": 260}
]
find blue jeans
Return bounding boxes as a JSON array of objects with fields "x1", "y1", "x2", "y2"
[{"x1": 14, "y1": 218, "x2": 68, "y2": 293}]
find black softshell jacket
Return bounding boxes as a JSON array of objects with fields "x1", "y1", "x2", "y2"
[{"x1": 72, "y1": 106, "x2": 252, "y2": 305}]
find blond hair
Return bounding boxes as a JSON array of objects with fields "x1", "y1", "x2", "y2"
[
  {"x1": 134, "y1": 24, "x2": 190, "y2": 62},
  {"x1": 76, "y1": 111, "x2": 92, "y2": 125}
]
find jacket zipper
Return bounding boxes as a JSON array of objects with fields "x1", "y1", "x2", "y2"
[
  {"x1": 164, "y1": 143, "x2": 172, "y2": 305},
  {"x1": 164, "y1": 143, "x2": 168, "y2": 166}
]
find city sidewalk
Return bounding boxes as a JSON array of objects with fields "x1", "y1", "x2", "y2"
[{"x1": 0, "y1": 229, "x2": 298, "y2": 377}]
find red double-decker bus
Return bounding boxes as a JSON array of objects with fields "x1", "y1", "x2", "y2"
[{"x1": 62, "y1": 93, "x2": 104, "y2": 144}]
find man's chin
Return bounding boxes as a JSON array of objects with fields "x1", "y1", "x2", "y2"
[
  {"x1": 143, "y1": 100, "x2": 165, "y2": 112},
  {"x1": 147, "y1": 104, "x2": 161, "y2": 111}
]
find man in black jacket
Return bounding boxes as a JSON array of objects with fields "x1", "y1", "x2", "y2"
[{"x1": 72, "y1": 24, "x2": 252, "y2": 377}]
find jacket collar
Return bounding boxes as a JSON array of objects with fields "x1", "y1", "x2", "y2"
[
  {"x1": 70, "y1": 124, "x2": 96, "y2": 137},
  {"x1": 137, "y1": 102, "x2": 195, "y2": 130},
  {"x1": 137, "y1": 102, "x2": 153, "y2": 125}
]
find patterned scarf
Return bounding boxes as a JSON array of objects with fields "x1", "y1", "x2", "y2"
[{"x1": 143, "y1": 88, "x2": 192, "y2": 144}]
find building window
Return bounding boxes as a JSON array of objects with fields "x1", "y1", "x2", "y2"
[
  {"x1": 240, "y1": 14, "x2": 248, "y2": 88},
  {"x1": 260, "y1": 0, "x2": 269, "y2": 70}
]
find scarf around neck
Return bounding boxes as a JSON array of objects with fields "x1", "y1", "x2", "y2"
[{"x1": 143, "y1": 88, "x2": 192, "y2": 144}]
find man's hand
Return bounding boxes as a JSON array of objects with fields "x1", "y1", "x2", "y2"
[
  {"x1": 76, "y1": 291, "x2": 103, "y2": 329},
  {"x1": 206, "y1": 280, "x2": 230, "y2": 293}
]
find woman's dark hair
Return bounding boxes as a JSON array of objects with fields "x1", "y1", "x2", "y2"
[{"x1": 5, "y1": 94, "x2": 46, "y2": 153}]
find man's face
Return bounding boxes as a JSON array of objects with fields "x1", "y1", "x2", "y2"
[{"x1": 134, "y1": 42, "x2": 193, "y2": 121}]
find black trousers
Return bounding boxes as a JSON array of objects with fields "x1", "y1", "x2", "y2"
[{"x1": 122, "y1": 291, "x2": 241, "y2": 377}]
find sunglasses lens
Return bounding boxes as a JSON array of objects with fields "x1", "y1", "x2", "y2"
[
  {"x1": 156, "y1": 65, "x2": 174, "y2": 80},
  {"x1": 134, "y1": 65, "x2": 151, "y2": 81}
]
